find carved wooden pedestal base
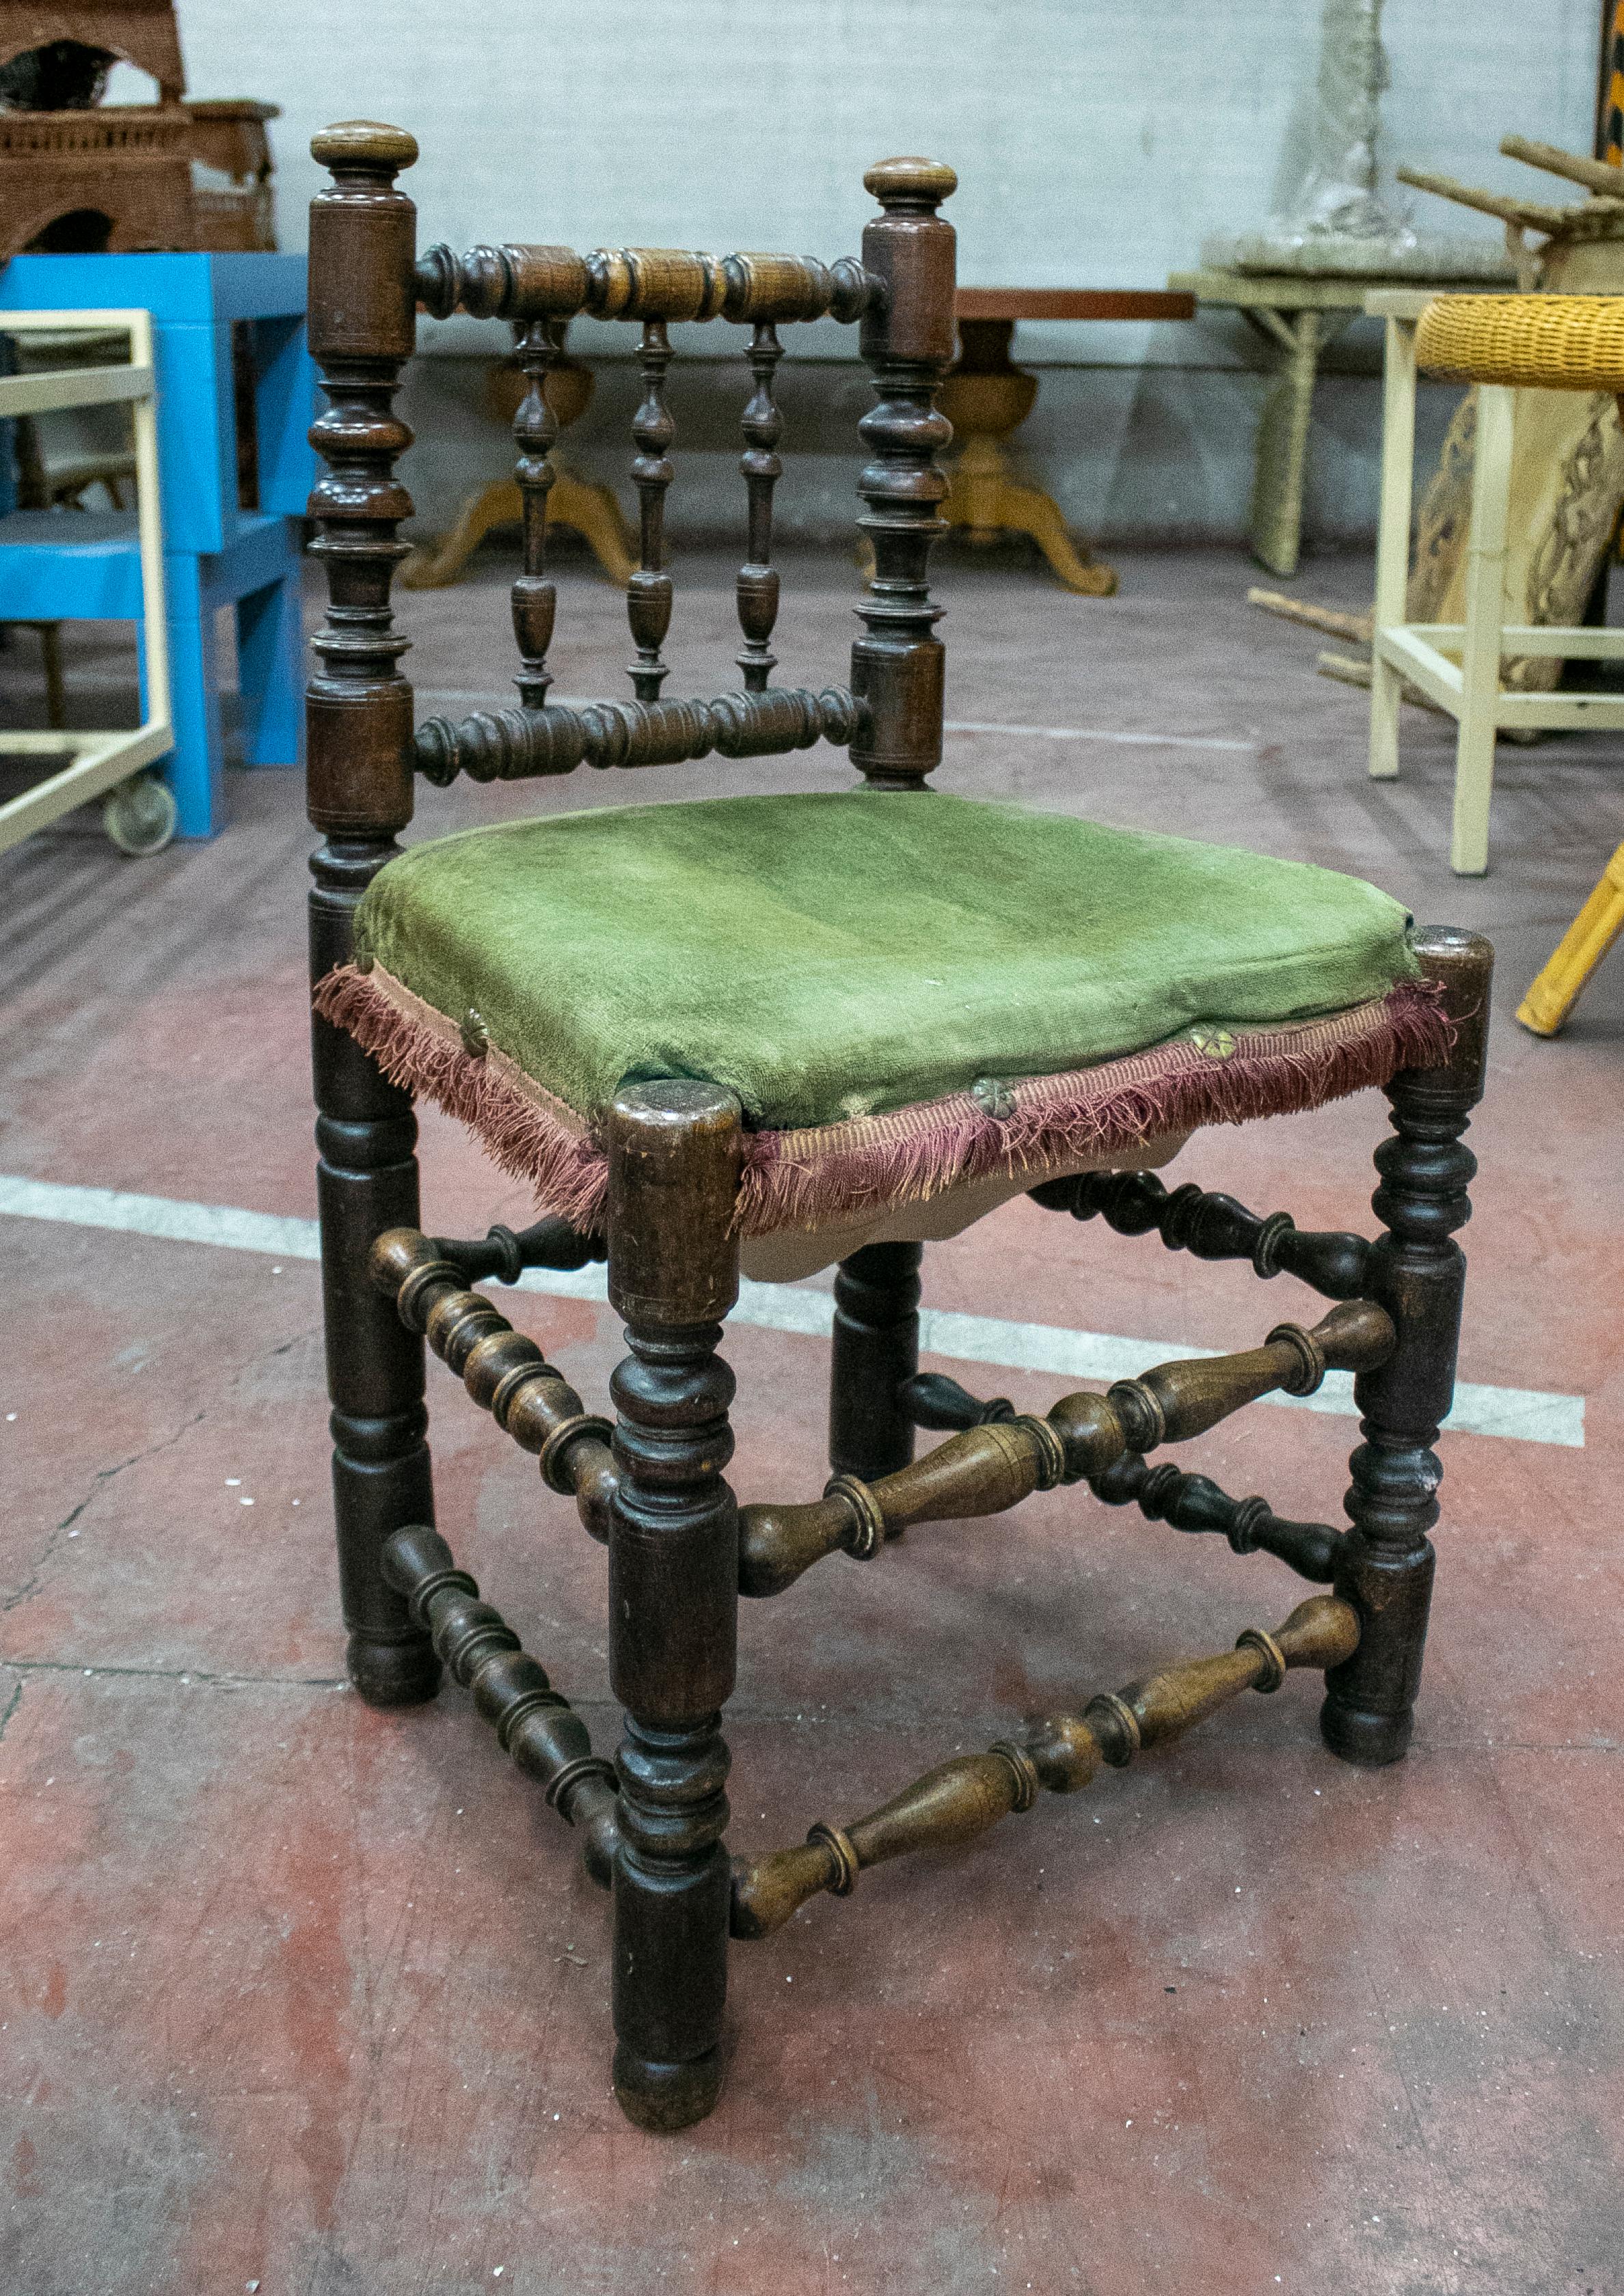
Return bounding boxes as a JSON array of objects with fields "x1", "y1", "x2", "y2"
[
  {"x1": 939, "y1": 318, "x2": 1117, "y2": 596},
  {"x1": 401, "y1": 344, "x2": 636, "y2": 591}
]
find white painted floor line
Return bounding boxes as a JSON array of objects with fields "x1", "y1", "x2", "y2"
[
  {"x1": 411, "y1": 691, "x2": 1256, "y2": 756},
  {"x1": 0, "y1": 1174, "x2": 1583, "y2": 1449}
]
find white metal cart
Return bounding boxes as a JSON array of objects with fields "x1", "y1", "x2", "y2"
[{"x1": 0, "y1": 308, "x2": 176, "y2": 856}]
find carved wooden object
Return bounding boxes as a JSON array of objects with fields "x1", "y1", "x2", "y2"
[
  {"x1": 414, "y1": 683, "x2": 864, "y2": 784},
  {"x1": 369, "y1": 1225, "x2": 617, "y2": 1538},
  {"x1": 306, "y1": 122, "x2": 436, "y2": 1708},
  {"x1": 1031, "y1": 1168, "x2": 1372, "y2": 1299},
  {"x1": 731, "y1": 1597, "x2": 1359, "y2": 1938},
  {"x1": 1321, "y1": 929, "x2": 1491, "y2": 1765},
  {"x1": 850, "y1": 159, "x2": 958, "y2": 789},
  {"x1": 739, "y1": 1300, "x2": 1394, "y2": 1597},
  {"x1": 605, "y1": 1082, "x2": 743, "y2": 2133},
  {"x1": 303, "y1": 121, "x2": 1490, "y2": 2136},
  {"x1": 829, "y1": 1240, "x2": 923, "y2": 1483},
  {"x1": 381, "y1": 1522, "x2": 621, "y2": 1884},
  {"x1": 1087, "y1": 1451, "x2": 1342, "y2": 1582}
]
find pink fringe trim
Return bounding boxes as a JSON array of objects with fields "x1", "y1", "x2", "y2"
[{"x1": 314, "y1": 963, "x2": 1452, "y2": 1241}]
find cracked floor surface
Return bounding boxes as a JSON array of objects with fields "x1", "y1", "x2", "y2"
[{"x1": 1, "y1": 547, "x2": 1621, "y2": 2296}]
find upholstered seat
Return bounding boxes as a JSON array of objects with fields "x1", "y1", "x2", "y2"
[{"x1": 318, "y1": 788, "x2": 1438, "y2": 1247}]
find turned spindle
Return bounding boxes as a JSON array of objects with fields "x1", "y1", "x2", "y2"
[
  {"x1": 850, "y1": 157, "x2": 958, "y2": 790},
  {"x1": 511, "y1": 317, "x2": 560, "y2": 709},
  {"x1": 738, "y1": 1299, "x2": 1394, "y2": 1596},
  {"x1": 306, "y1": 120, "x2": 437, "y2": 1708},
  {"x1": 1030, "y1": 1168, "x2": 1373, "y2": 1300},
  {"x1": 381, "y1": 1523, "x2": 621, "y2": 1885},
  {"x1": 731, "y1": 1596, "x2": 1360, "y2": 1937},
  {"x1": 735, "y1": 319, "x2": 784, "y2": 691},
  {"x1": 605, "y1": 1081, "x2": 744, "y2": 2133},
  {"x1": 626, "y1": 318, "x2": 676, "y2": 702},
  {"x1": 368, "y1": 1226, "x2": 617, "y2": 1537},
  {"x1": 1323, "y1": 927, "x2": 1492, "y2": 1766}
]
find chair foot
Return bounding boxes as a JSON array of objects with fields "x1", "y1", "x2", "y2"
[
  {"x1": 612, "y1": 2042, "x2": 725, "y2": 2132},
  {"x1": 346, "y1": 1630, "x2": 443, "y2": 1708},
  {"x1": 1318, "y1": 1691, "x2": 1412, "y2": 1768}
]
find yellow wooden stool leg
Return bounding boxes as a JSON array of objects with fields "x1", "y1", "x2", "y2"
[{"x1": 1517, "y1": 840, "x2": 1624, "y2": 1035}]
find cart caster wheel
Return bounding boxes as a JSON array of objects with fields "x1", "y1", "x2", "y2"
[{"x1": 103, "y1": 774, "x2": 177, "y2": 856}]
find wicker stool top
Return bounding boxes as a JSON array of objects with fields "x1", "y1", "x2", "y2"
[{"x1": 1416, "y1": 292, "x2": 1624, "y2": 391}]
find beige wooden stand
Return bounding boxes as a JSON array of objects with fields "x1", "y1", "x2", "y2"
[
  {"x1": 0, "y1": 308, "x2": 174, "y2": 855},
  {"x1": 1368, "y1": 288, "x2": 1624, "y2": 876}
]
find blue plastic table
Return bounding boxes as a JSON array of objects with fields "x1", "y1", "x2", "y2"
[{"x1": 0, "y1": 253, "x2": 314, "y2": 838}]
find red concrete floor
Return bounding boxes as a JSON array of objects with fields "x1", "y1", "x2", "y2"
[{"x1": 2, "y1": 544, "x2": 1622, "y2": 2295}]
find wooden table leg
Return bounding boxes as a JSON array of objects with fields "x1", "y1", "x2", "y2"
[
  {"x1": 939, "y1": 318, "x2": 1118, "y2": 597},
  {"x1": 401, "y1": 462, "x2": 636, "y2": 590},
  {"x1": 1246, "y1": 306, "x2": 1321, "y2": 577},
  {"x1": 402, "y1": 338, "x2": 637, "y2": 591}
]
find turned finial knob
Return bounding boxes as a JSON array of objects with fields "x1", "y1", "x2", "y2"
[
  {"x1": 863, "y1": 156, "x2": 958, "y2": 210},
  {"x1": 311, "y1": 119, "x2": 419, "y2": 172}
]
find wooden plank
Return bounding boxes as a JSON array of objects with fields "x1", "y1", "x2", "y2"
[{"x1": 956, "y1": 288, "x2": 1195, "y2": 321}]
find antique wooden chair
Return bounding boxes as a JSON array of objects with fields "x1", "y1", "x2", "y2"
[{"x1": 303, "y1": 123, "x2": 1491, "y2": 2134}]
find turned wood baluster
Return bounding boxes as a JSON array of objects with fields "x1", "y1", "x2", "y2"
[
  {"x1": 511, "y1": 318, "x2": 560, "y2": 709},
  {"x1": 1322, "y1": 928, "x2": 1492, "y2": 1766},
  {"x1": 828, "y1": 1239, "x2": 923, "y2": 1484},
  {"x1": 627, "y1": 318, "x2": 676, "y2": 702},
  {"x1": 305, "y1": 121, "x2": 437, "y2": 1706},
  {"x1": 367, "y1": 1227, "x2": 619, "y2": 1542},
  {"x1": 381, "y1": 1523, "x2": 623, "y2": 1885},
  {"x1": 735, "y1": 320, "x2": 783, "y2": 691},
  {"x1": 1087, "y1": 1451, "x2": 1342, "y2": 1583},
  {"x1": 1030, "y1": 1169, "x2": 1372, "y2": 1301},
  {"x1": 850, "y1": 157, "x2": 958, "y2": 789},
  {"x1": 606, "y1": 1081, "x2": 744, "y2": 2133},
  {"x1": 740, "y1": 1298, "x2": 1394, "y2": 1598},
  {"x1": 731, "y1": 1596, "x2": 1361, "y2": 1937}
]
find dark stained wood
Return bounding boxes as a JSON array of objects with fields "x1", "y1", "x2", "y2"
[
  {"x1": 368, "y1": 1226, "x2": 617, "y2": 1531},
  {"x1": 604, "y1": 1082, "x2": 742, "y2": 2133},
  {"x1": 381, "y1": 1523, "x2": 622, "y2": 1883},
  {"x1": 829, "y1": 1240, "x2": 923, "y2": 1484},
  {"x1": 626, "y1": 318, "x2": 677, "y2": 702},
  {"x1": 730, "y1": 1597, "x2": 1359, "y2": 1938},
  {"x1": 415, "y1": 241, "x2": 876, "y2": 327},
  {"x1": 850, "y1": 159, "x2": 958, "y2": 789},
  {"x1": 955, "y1": 287, "x2": 1196, "y2": 321},
  {"x1": 735, "y1": 320, "x2": 784, "y2": 691},
  {"x1": 510, "y1": 318, "x2": 560, "y2": 709},
  {"x1": 414, "y1": 683, "x2": 864, "y2": 783},
  {"x1": 1087, "y1": 1451, "x2": 1342, "y2": 1583},
  {"x1": 306, "y1": 120, "x2": 437, "y2": 1708},
  {"x1": 1321, "y1": 929, "x2": 1493, "y2": 1766},
  {"x1": 1030, "y1": 1167, "x2": 1372, "y2": 1299}
]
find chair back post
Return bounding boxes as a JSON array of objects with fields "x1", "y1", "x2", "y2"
[
  {"x1": 305, "y1": 119, "x2": 420, "y2": 849},
  {"x1": 850, "y1": 157, "x2": 958, "y2": 790}
]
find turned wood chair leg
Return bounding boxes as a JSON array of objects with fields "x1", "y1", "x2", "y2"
[
  {"x1": 311, "y1": 979, "x2": 441, "y2": 1705},
  {"x1": 605, "y1": 1081, "x2": 744, "y2": 2132},
  {"x1": 303, "y1": 121, "x2": 440, "y2": 1708},
  {"x1": 1321, "y1": 927, "x2": 1492, "y2": 1765},
  {"x1": 830, "y1": 1238, "x2": 923, "y2": 1484}
]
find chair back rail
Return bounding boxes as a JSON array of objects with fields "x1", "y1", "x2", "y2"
[{"x1": 303, "y1": 120, "x2": 957, "y2": 851}]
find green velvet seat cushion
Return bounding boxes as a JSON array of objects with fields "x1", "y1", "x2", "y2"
[{"x1": 353, "y1": 791, "x2": 1417, "y2": 1132}]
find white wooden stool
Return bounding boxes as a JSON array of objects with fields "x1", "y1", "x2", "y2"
[{"x1": 1367, "y1": 287, "x2": 1624, "y2": 875}]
